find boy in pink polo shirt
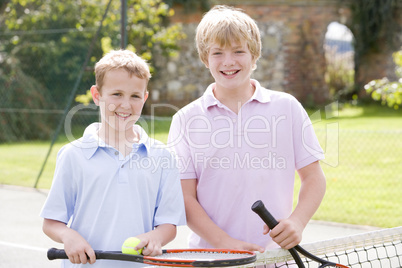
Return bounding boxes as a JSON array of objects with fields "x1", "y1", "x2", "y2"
[{"x1": 168, "y1": 5, "x2": 326, "y2": 252}]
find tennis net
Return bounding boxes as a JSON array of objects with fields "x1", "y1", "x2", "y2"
[{"x1": 243, "y1": 226, "x2": 402, "y2": 268}]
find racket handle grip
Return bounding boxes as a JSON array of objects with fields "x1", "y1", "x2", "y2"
[
  {"x1": 47, "y1": 248, "x2": 68, "y2": 260},
  {"x1": 252, "y1": 200, "x2": 306, "y2": 268},
  {"x1": 251, "y1": 200, "x2": 279, "y2": 229}
]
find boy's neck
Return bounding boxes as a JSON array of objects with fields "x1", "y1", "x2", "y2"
[
  {"x1": 97, "y1": 125, "x2": 140, "y2": 157},
  {"x1": 213, "y1": 82, "x2": 255, "y2": 114}
]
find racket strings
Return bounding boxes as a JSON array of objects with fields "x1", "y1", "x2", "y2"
[{"x1": 157, "y1": 251, "x2": 254, "y2": 260}]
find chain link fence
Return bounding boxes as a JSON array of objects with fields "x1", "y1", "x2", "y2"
[
  {"x1": 311, "y1": 126, "x2": 402, "y2": 228},
  {"x1": 0, "y1": 27, "x2": 99, "y2": 142}
]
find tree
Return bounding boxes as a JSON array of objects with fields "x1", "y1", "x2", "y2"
[
  {"x1": 0, "y1": 0, "x2": 186, "y2": 141},
  {"x1": 101, "y1": 0, "x2": 186, "y2": 73},
  {"x1": 2, "y1": 0, "x2": 105, "y2": 105},
  {"x1": 75, "y1": 0, "x2": 187, "y2": 105},
  {"x1": 346, "y1": 0, "x2": 401, "y2": 97},
  {"x1": 2, "y1": 0, "x2": 185, "y2": 105},
  {"x1": 0, "y1": 59, "x2": 56, "y2": 142}
]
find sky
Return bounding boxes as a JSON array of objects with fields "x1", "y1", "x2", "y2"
[{"x1": 325, "y1": 22, "x2": 353, "y2": 41}]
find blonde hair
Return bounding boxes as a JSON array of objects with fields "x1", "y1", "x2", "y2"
[
  {"x1": 196, "y1": 5, "x2": 262, "y2": 66},
  {"x1": 94, "y1": 50, "x2": 151, "y2": 92}
]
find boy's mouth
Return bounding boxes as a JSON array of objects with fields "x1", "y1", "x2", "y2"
[
  {"x1": 221, "y1": 70, "x2": 240, "y2": 76},
  {"x1": 115, "y1": 112, "x2": 131, "y2": 119}
]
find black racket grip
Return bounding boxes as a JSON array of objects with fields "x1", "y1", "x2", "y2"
[
  {"x1": 47, "y1": 248, "x2": 68, "y2": 260},
  {"x1": 251, "y1": 200, "x2": 279, "y2": 229},
  {"x1": 251, "y1": 200, "x2": 306, "y2": 268}
]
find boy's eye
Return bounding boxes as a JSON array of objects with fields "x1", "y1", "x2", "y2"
[
  {"x1": 113, "y1": 93, "x2": 122, "y2": 96},
  {"x1": 235, "y1": 50, "x2": 245, "y2": 54}
]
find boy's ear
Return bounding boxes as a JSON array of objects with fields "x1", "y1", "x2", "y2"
[
  {"x1": 144, "y1": 91, "x2": 149, "y2": 102},
  {"x1": 90, "y1": 85, "x2": 100, "y2": 106},
  {"x1": 251, "y1": 58, "x2": 258, "y2": 71}
]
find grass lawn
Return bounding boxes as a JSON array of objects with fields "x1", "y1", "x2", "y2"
[
  {"x1": 296, "y1": 104, "x2": 402, "y2": 228},
  {"x1": 1, "y1": 104, "x2": 401, "y2": 228}
]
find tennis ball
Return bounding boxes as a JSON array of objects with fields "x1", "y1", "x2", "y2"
[{"x1": 122, "y1": 237, "x2": 143, "y2": 255}]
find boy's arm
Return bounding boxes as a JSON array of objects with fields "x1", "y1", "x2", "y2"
[
  {"x1": 43, "y1": 218, "x2": 95, "y2": 264},
  {"x1": 182, "y1": 179, "x2": 265, "y2": 253},
  {"x1": 267, "y1": 161, "x2": 326, "y2": 249},
  {"x1": 135, "y1": 224, "x2": 177, "y2": 256}
]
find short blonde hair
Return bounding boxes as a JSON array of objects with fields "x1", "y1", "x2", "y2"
[
  {"x1": 196, "y1": 5, "x2": 262, "y2": 66},
  {"x1": 94, "y1": 50, "x2": 151, "y2": 92}
]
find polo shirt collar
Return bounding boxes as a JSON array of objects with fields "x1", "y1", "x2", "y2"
[
  {"x1": 250, "y1": 79, "x2": 271, "y2": 103},
  {"x1": 80, "y1": 123, "x2": 150, "y2": 159},
  {"x1": 203, "y1": 79, "x2": 271, "y2": 109}
]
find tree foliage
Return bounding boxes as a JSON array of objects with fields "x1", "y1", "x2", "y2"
[
  {"x1": 2, "y1": 0, "x2": 106, "y2": 104},
  {"x1": 0, "y1": 0, "x2": 186, "y2": 141},
  {"x1": 121, "y1": 0, "x2": 187, "y2": 69},
  {"x1": 0, "y1": 60, "x2": 56, "y2": 142},
  {"x1": 348, "y1": 0, "x2": 399, "y2": 57},
  {"x1": 75, "y1": 0, "x2": 187, "y2": 104},
  {"x1": 365, "y1": 49, "x2": 402, "y2": 109},
  {"x1": 2, "y1": 0, "x2": 185, "y2": 102},
  {"x1": 163, "y1": 0, "x2": 209, "y2": 12}
]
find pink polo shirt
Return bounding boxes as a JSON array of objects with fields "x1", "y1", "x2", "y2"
[{"x1": 168, "y1": 79, "x2": 324, "y2": 249}]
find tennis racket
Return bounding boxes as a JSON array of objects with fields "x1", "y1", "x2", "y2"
[
  {"x1": 47, "y1": 247, "x2": 256, "y2": 267},
  {"x1": 251, "y1": 200, "x2": 349, "y2": 268}
]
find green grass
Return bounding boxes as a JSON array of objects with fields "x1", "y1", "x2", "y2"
[
  {"x1": 296, "y1": 104, "x2": 402, "y2": 227},
  {"x1": 1, "y1": 105, "x2": 401, "y2": 228},
  {"x1": 299, "y1": 128, "x2": 402, "y2": 227},
  {"x1": 0, "y1": 119, "x2": 172, "y2": 189},
  {"x1": 0, "y1": 141, "x2": 61, "y2": 189}
]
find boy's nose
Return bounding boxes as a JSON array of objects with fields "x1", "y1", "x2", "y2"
[
  {"x1": 223, "y1": 55, "x2": 235, "y2": 67},
  {"x1": 120, "y1": 97, "x2": 131, "y2": 108}
]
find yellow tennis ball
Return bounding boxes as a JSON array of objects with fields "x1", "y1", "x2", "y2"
[{"x1": 122, "y1": 237, "x2": 143, "y2": 255}]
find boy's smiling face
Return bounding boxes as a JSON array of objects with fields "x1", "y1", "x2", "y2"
[
  {"x1": 206, "y1": 42, "x2": 255, "y2": 92},
  {"x1": 91, "y1": 68, "x2": 148, "y2": 138}
]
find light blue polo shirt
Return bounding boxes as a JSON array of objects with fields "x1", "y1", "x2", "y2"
[{"x1": 41, "y1": 123, "x2": 186, "y2": 267}]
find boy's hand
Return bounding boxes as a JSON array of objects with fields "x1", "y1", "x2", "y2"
[
  {"x1": 263, "y1": 217, "x2": 304, "y2": 250},
  {"x1": 42, "y1": 219, "x2": 96, "y2": 264},
  {"x1": 135, "y1": 224, "x2": 177, "y2": 256},
  {"x1": 135, "y1": 233, "x2": 163, "y2": 256},
  {"x1": 63, "y1": 229, "x2": 96, "y2": 264}
]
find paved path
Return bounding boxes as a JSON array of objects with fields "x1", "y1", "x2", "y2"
[{"x1": 0, "y1": 184, "x2": 379, "y2": 267}]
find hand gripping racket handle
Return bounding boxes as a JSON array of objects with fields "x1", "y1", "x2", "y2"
[
  {"x1": 47, "y1": 248, "x2": 108, "y2": 261},
  {"x1": 251, "y1": 200, "x2": 280, "y2": 229},
  {"x1": 252, "y1": 200, "x2": 306, "y2": 268},
  {"x1": 47, "y1": 248, "x2": 68, "y2": 260},
  {"x1": 47, "y1": 248, "x2": 144, "y2": 263}
]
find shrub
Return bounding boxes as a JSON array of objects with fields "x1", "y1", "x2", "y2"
[
  {"x1": 365, "y1": 49, "x2": 402, "y2": 109},
  {"x1": 0, "y1": 59, "x2": 56, "y2": 142}
]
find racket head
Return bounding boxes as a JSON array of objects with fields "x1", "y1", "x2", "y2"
[
  {"x1": 48, "y1": 248, "x2": 257, "y2": 267},
  {"x1": 148, "y1": 248, "x2": 257, "y2": 267}
]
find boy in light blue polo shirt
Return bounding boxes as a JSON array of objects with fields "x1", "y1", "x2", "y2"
[{"x1": 41, "y1": 50, "x2": 186, "y2": 267}]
